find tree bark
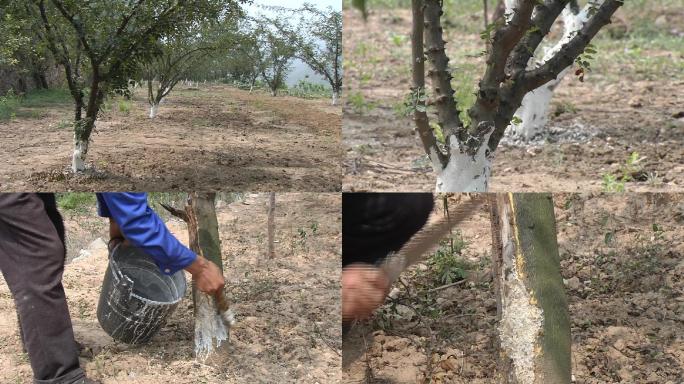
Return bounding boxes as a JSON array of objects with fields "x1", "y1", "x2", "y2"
[
  {"x1": 162, "y1": 192, "x2": 228, "y2": 359},
  {"x1": 489, "y1": 193, "x2": 571, "y2": 384},
  {"x1": 267, "y1": 192, "x2": 276, "y2": 259}
]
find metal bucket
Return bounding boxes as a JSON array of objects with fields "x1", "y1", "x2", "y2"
[{"x1": 97, "y1": 243, "x2": 187, "y2": 344}]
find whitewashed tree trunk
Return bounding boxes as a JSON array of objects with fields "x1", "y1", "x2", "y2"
[
  {"x1": 434, "y1": 134, "x2": 493, "y2": 192},
  {"x1": 270, "y1": 89, "x2": 277, "y2": 97},
  {"x1": 332, "y1": 90, "x2": 340, "y2": 106},
  {"x1": 149, "y1": 103, "x2": 159, "y2": 119},
  {"x1": 490, "y1": 194, "x2": 571, "y2": 383},
  {"x1": 507, "y1": 4, "x2": 591, "y2": 140},
  {"x1": 71, "y1": 138, "x2": 89, "y2": 172}
]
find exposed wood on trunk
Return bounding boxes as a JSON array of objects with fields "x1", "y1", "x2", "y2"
[
  {"x1": 161, "y1": 193, "x2": 229, "y2": 359},
  {"x1": 490, "y1": 193, "x2": 571, "y2": 383}
]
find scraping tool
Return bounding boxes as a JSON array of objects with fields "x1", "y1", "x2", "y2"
[{"x1": 380, "y1": 196, "x2": 485, "y2": 284}]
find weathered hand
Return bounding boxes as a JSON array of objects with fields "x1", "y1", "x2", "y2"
[
  {"x1": 342, "y1": 263, "x2": 390, "y2": 321},
  {"x1": 185, "y1": 256, "x2": 225, "y2": 295}
]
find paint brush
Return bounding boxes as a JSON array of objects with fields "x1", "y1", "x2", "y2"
[{"x1": 214, "y1": 290, "x2": 236, "y2": 329}]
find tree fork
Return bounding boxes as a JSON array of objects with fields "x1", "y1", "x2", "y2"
[{"x1": 490, "y1": 193, "x2": 571, "y2": 384}]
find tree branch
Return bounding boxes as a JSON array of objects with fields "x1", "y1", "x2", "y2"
[
  {"x1": 423, "y1": 0, "x2": 465, "y2": 146},
  {"x1": 523, "y1": 0, "x2": 623, "y2": 90},
  {"x1": 412, "y1": 0, "x2": 447, "y2": 168},
  {"x1": 470, "y1": 0, "x2": 536, "y2": 126}
]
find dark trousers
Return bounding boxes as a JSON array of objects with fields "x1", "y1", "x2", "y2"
[{"x1": 0, "y1": 194, "x2": 85, "y2": 384}]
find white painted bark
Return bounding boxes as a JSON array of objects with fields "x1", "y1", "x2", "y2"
[
  {"x1": 434, "y1": 134, "x2": 493, "y2": 192},
  {"x1": 332, "y1": 91, "x2": 340, "y2": 106},
  {"x1": 270, "y1": 89, "x2": 277, "y2": 97},
  {"x1": 508, "y1": 4, "x2": 591, "y2": 140},
  {"x1": 149, "y1": 103, "x2": 159, "y2": 119},
  {"x1": 71, "y1": 138, "x2": 88, "y2": 172},
  {"x1": 496, "y1": 196, "x2": 544, "y2": 384}
]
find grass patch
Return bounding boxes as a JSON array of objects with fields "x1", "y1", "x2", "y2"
[
  {"x1": 21, "y1": 88, "x2": 72, "y2": 108},
  {"x1": 0, "y1": 88, "x2": 72, "y2": 121},
  {"x1": 0, "y1": 90, "x2": 21, "y2": 121},
  {"x1": 56, "y1": 193, "x2": 97, "y2": 213}
]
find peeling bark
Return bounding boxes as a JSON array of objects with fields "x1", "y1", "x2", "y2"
[{"x1": 490, "y1": 193, "x2": 571, "y2": 384}]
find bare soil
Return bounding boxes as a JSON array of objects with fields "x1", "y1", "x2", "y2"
[
  {"x1": 342, "y1": 193, "x2": 684, "y2": 383},
  {"x1": 0, "y1": 193, "x2": 342, "y2": 383},
  {"x1": 0, "y1": 85, "x2": 342, "y2": 192},
  {"x1": 342, "y1": 9, "x2": 684, "y2": 192}
]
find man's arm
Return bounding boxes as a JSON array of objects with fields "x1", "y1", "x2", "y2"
[{"x1": 99, "y1": 193, "x2": 224, "y2": 295}]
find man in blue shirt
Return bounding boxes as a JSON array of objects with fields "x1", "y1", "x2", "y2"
[{"x1": 0, "y1": 193, "x2": 224, "y2": 384}]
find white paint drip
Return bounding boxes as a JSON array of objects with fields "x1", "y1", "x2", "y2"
[
  {"x1": 194, "y1": 292, "x2": 230, "y2": 361},
  {"x1": 72, "y1": 138, "x2": 88, "y2": 172},
  {"x1": 434, "y1": 134, "x2": 493, "y2": 192},
  {"x1": 507, "y1": 4, "x2": 592, "y2": 140}
]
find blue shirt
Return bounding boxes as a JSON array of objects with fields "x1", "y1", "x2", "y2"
[{"x1": 96, "y1": 193, "x2": 197, "y2": 275}]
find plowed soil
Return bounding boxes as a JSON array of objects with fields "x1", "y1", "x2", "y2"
[{"x1": 0, "y1": 86, "x2": 342, "y2": 192}]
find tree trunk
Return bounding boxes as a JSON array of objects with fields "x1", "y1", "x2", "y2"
[
  {"x1": 332, "y1": 89, "x2": 340, "y2": 106},
  {"x1": 507, "y1": 5, "x2": 589, "y2": 140},
  {"x1": 489, "y1": 193, "x2": 571, "y2": 384},
  {"x1": 149, "y1": 103, "x2": 159, "y2": 119},
  {"x1": 434, "y1": 142, "x2": 492, "y2": 192},
  {"x1": 163, "y1": 192, "x2": 228, "y2": 360},
  {"x1": 267, "y1": 193, "x2": 276, "y2": 259}
]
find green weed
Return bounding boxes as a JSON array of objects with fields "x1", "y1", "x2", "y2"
[
  {"x1": 56, "y1": 193, "x2": 97, "y2": 213},
  {"x1": 348, "y1": 91, "x2": 375, "y2": 114}
]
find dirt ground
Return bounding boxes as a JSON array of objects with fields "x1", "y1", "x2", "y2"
[
  {"x1": 342, "y1": 193, "x2": 684, "y2": 383},
  {"x1": 0, "y1": 193, "x2": 342, "y2": 383},
  {"x1": 0, "y1": 85, "x2": 342, "y2": 192},
  {"x1": 342, "y1": 7, "x2": 684, "y2": 192}
]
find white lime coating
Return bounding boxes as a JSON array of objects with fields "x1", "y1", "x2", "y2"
[
  {"x1": 509, "y1": 4, "x2": 592, "y2": 140},
  {"x1": 72, "y1": 138, "x2": 88, "y2": 172},
  {"x1": 194, "y1": 292, "x2": 233, "y2": 361},
  {"x1": 434, "y1": 133, "x2": 492, "y2": 192},
  {"x1": 149, "y1": 103, "x2": 159, "y2": 119}
]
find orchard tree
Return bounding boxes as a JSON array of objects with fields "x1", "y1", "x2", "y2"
[
  {"x1": 506, "y1": 0, "x2": 590, "y2": 140},
  {"x1": 0, "y1": 7, "x2": 30, "y2": 67},
  {"x1": 254, "y1": 21, "x2": 297, "y2": 97},
  {"x1": 144, "y1": 14, "x2": 242, "y2": 119},
  {"x1": 26, "y1": 0, "x2": 238, "y2": 172},
  {"x1": 407, "y1": 0, "x2": 623, "y2": 191},
  {"x1": 294, "y1": 5, "x2": 343, "y2": 105},
  {"x1": 224, "y1": 28, "x2": 266, "y2": 93}
]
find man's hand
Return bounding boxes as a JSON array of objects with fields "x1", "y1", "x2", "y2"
[
  {"x1": 185, "y1": 256, "x2": 225, "y2": 295},
  {"x1": 342, "y1": 263, "x2": 390, "y2": 321}
]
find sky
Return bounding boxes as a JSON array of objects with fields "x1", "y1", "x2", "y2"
[{"x1": 248, "y1": 0, "x2": 341, "y2": 87}]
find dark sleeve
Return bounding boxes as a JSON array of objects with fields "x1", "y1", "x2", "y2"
[{"x1": 342, "y1": 193, "x2": 434, "y2": 267}]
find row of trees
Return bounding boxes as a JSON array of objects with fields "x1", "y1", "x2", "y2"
[{"x1": 0, "y1": 1, "x2": 342, "y2": 172}]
